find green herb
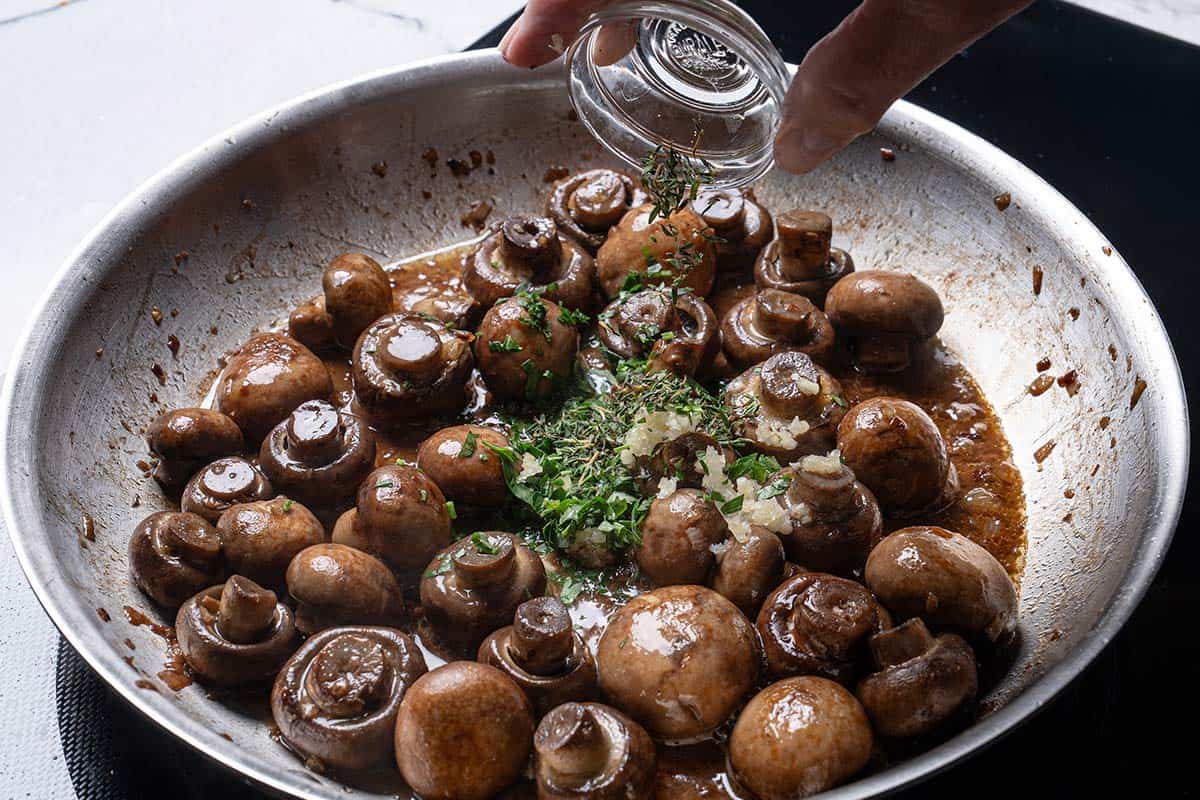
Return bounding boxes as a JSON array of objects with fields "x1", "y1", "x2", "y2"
[
  {"x1": 756, "y1": 476, "x2": 792, "y2": 500},
  {"x1": 375, "y1": 480, "x2": 394, "y2": 489},
  {"x1": 720, "y1": 495, "x2": 744, "y2": 514},
  {"x1": 516, "y1": 286, "x2": 552, "y2": 340},
  {"x1": 423, "y1": 556, "x2": 453, "y2": 578},
  {"x1": 445, "y1": 500, "x2": 457, "y2": 520},
  {"x1": 471, "y1": 531, "x2": 501, "y2": 555},
  {"x1": 459, "y1": 431, "x2": 479, "y2": 459},
  {"x1": 619, "y1": 637, "x2": 628, "y2": 649},
  {"x1": 831, "y1": 393, "x2": 849, "y2": 408},
  {"x1": 479, "y1": 452, "x2": 489, "y2": 462},
  {"x1": 660, "y1": 331, "x2": 676, "y2": 342},
  {"x1": 281, "y1": 499, "x2": 294, "y2": 512},
  {"x1": 489, "y1": 335, "x2": 523, "y2": 353},
  {"x1": 558, "y1": 307, "x2": 591, "y2": 326},
  {"x1": 640, "y1": 142, "x2": 715, "y2": 223},
  {"x1": 727, "y1": 454, "x2": 782, "y2": 483}
]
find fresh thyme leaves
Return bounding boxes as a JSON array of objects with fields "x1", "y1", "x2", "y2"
[
  {"x1": 558, "y1": 307, "x2": 591, "y2": 327},
  {"x1": 516, "y1": 286, "x2": 552, "y2": 340},
  {"x1": 640, "y1": 142, "x2": 715, "y2": 223},
  {"x1": 459, "y1": 431, "x2": 479, "y2": 459},
  {"x1": 489, "y1": 334, "x2": 523, "y2": 353},
  {"x1": 470, "y1": 531, "x2": 501, "y2": 555}
]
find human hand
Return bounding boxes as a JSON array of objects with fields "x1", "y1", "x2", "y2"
[{"x1": 499, "y1": 0, "x2": 1034, "y2": 173}]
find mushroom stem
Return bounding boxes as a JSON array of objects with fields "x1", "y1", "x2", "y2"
[
  {"x1": 452, "y1": 536, "x2": 516, "y2": 589},
  {"x1": 793, "y1": 468, "x2": 859, "y2": 517},
  {"x1": 755, "y1": 290, "x2": 820, "y2": 341},
  {"x1": 510, "y1": 597, "x2": 574, "y2": 675},
  {"x1": 536, "y1": 703, "x2": 611, "y2": 783},
  {"x1": 216, "y1": 576, "x2": 278, "y2": 644},
  {"x1": 869, "y1": 618, "x2": 936, "y2": 669},
  {"x1": 776, "y1": 210, "x2": 832, "y2": 279},
  {"x1": 569, "y1": 173, "x2": 628, "y2": 230},
  {"x1": 694, "y1": 188, "x2": 746, "y2": 237},
  {"x1": 855, "y1": 333, "x2": 913, "y2": 373},
  {"x1": 500, "y1": 215, "x2": 561, "y2": 274},
  {"x1": 379, "y1": 320, "x2": 444, "y2": 384},
  {"x1": 286, "y1": 401, "x2": 343, "y2": 465}
]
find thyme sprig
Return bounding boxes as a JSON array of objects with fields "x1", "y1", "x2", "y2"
[{"x1": 640, "y1": 142, "x2": 715, "y2": 222}]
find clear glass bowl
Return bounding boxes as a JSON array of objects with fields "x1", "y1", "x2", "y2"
[{"x1": 564, "y1": 0, "x2": 790, "y2": 187}]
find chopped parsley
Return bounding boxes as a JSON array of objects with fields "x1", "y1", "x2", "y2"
[
  {"x1": 375, "y1": 480, "x2": 394, "y2": 489},
  {"x1": 727, "y1": 453, "x2": 782, "y2": 483},
  {"x1": 445, "y1": 500, "x2": 457, "y2": 519},
  {"x1": 459, "y1": 431, "x2": 479, "y2": 459},
  {"x1": 831, "y1": 393, "x2": 849, "y2": 408},
  {"x1": 558, "y1": 307, "x2": 591, "y2": 327},
  {"x1": 756, "y1": 476, "x2": 792, "y2": 500},
  {"x1": 515, "y1": 286, "x2": 552, "y2": 340},
  {"x1": 489, "y1": 334, "x2": 523, "y2": 353},
  {"x1": 281, "y1": 499, "x2": 294, "y2": 512},
  {"x1": 470, "y1": 531, "x2": 501, "y2": 555},
  {"x1": 720, "y1": 495, "x2": 745, "y2": 514}
]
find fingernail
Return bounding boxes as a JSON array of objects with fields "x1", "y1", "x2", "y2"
[
  {"x1": 775, "y1": 126, "x2": 840, "y2": 174},
  {"x1": 498, "y1": 17, "x2": 522, "y2": 60}
]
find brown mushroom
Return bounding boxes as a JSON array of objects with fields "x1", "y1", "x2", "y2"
[
  {"x1": 420, "y1": 532, "x2": 547, "y2": 652},
  {"x1": 636, "y1": 489, "x2": 729, "y2": 587},
  {"x1": 465, "y1": 214, "x2": 597, "y2": 311},
  {"x1": 721, "y1": 288, "x2": 836, "y2": 368},
  {"x1": 273, "y1": 625, "x2": 427, "y2": 771},
  {"x1": 836, "y1": 397, "x2": 959, "y2": 516},
  {"x1": 216, "y1": 333, "x2": 332, "y2": 442},
  {"x1": 346, "y1": 464, "x2": 452, "y2": 578},
  {"x1": 180, "y1": 456, "x2": 273, "y2": 524},
  {"x1": 478, "y1": 596, "x2": 597, "y2": 716},
  {"x1": 724, "y1": 351, "x2": 847, "y2": 461},
  {"x1": 631, "y1": 432, "x2": 735, "y2": 496},
  {"x1": 596, "y1": 585, "x2": 758, "y2": 739},
  {"x1": 756, "y1": 572, "x2": 892, "y2": 682},
  {"x1": 690, "y1": 187, "x2": 773, "y2": 274},
  {"x1": 856, "y1": 618, "x2": 978, "y2": 738},
  {"x1": 215, "y1": 496, "x2": 324, "y2": 589},
  {"x1": 128, "y1": 511, "x2": 224, "y2": 608},
  {"x1": 774, "y1": 454, "x2": 883, "y2": 574},
  {"x1": 753, "y1": 209, "x2": 854, "y2": 306},
  {"x1": 395, "y1": 661, "x2": 534, "y2": 800},
  {"x1": 323, "y1": 252, "x2": 393, "y2": 348},
  {"x1": 825, "y1": 271, "x2": 944, "y2": 373},
  {"x1": 546, "y1": 169, "x2": 649, "y2": 252},
  {"x1": 259, "y1": 399, "x2": 375, "y2": 508},
  {"x1": 864, "y1": 526, "x2": 1018, "y2": 644},
  {"x1": 175, "y1": 576, "x2": 299, "y2": 686},
  {"x1": 285, "y1": 543, "x2": 404, "y2": 634},
  {"x1": 416, "y1": 424, "x2": 510, "y2": 507},
  {"x1": 729, "y1": 676, "x2": 873, "y2": 799},
  {"x1": 534, "y1": 702, "x2": 656, "y2": 800},
  {"x1": 352, "y1": 312, "x2": 474, "y2": 423},
  {"x1": 596, "y1": 205, "x2": 716, "y2": 299},
  {"x1": 146, "y1": 408, "x2": 243, "y2": 489},
  {"x1": 710, "y1": 524, "x2": 787, "y2": 618},
  {"x1": 473, "y1": 293, "x2": 579, "y2": 402},
  {"x1": 596, "y1": 286, "x2": 719, "y2": 377},
  {"x1": 287, "y1": 294, "x2": 336, "y2": 353}
]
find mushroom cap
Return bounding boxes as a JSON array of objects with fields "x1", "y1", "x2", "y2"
[
  {"x1": 216, "y1": 332, "x2": 332, "y2": 442},
  {"x1": 710, "y1": 524, "x2": 787, "y2": 618},
  {"x1": 546, "y1": 169, "x2": 648, "y2": 251},
  {"x1": 128, "y1": 511, "x2": 224, "y2": 608},
  {"x1": 473, "y1": 294, "x2": 579, "y2": 402},
  {"x1": 777, "y1": 459, "x2": 883, "y2": 575},
  {"x1": 416, "y1": 424, "x2": 510, "y2": 507},
  {"x1": 259, "y1": 400, "x2": 376, "y2": 508},
  {"x1": 729, "y1": 676, "x2": 873, "y2": 799},
  {"x1": 287, "y1": 294, "x2": 336, "y2": 353},
  {"x1": 636, "y1": 489, "x2": 729, "y2": 586},
  {"x1": 215, "y1": 496, "x2": 324, "y2": 589},
  {"x1": 147, "y1": 408, "x2": 243, "y2": 489},
  {"x1": 322, "y1": 252, "x2": 393, "y2": 348},
  {"x1": 595, "y1": 204, "x2": 716, "y2": 299},
  {"x1": 864, "y1": 526, "x2": 1018, "y2": 643},
  {"x1": 273, "y1": 625, "x2": 427, "y2": 771},
  {"x1": 180, "y1": 456, "x2": 274, "y2": 525},
  {"x1": 465, "y1": 215, "x2": 596, "y2": 311},
  {"x1": 534, "y1": 702, "x2": 656, "y2": 800},
  {"x1": 720, "y1": 289, "x2": 836, "y2": 369},
  {"x1": 596, "y1": 286, "x2": 719, "y2": 377},
  {"x1": 285, "y1": 543, "x2": 404, "y2": 634},
  {"x1": 632, "y1": 432, "x2": 734, "y2": 496},
  {"x1": 395, "y1": 661, "x2": 535, "y2": 800},
  {"x1": 691, "y1": 187, "x2": 773, "y2": 273},
  {"x1": 175, "y1": 579, "x2": 299, "y2": 686},
  {"x1": 354, "y1": 464, "x2": 452, "y2": 576},
  {"x1": 826, "y1": 271, "x2": 944, "y2": 339},
  {"x1": 596, "y1": 585, "x2": 759, "y2": 739}
]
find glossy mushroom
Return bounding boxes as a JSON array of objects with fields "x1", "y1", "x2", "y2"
[
  {"x1": 146, "y1": 408, "x2": 243, "y2": 489},
  {"x1": 775, "y1": 453, "x2": 883, "y2": 574},
  {"x1": 595, "y1": 204, "x2": 716, "y2": 299},
  {"x1": 690, "y1": 187, "x2": 773, "y2": 274},
  {"x1": 180, "y1": 456, "x2": 273, "y2": 525},
  {"x1": 721, "y1": 288, "x2": 836, "y2": 368},
  {"x1": 756, "y1": 572, "x2": 892, "y2": 682},
  {"x1": 395, "y1": 661, "x2": 534, "y2": 800},
  {"x1": 864, "y1": 526, "x2": 1018, "y2": 644},
  {"x1": 323, "y1": 252, "x2": 393, "y2": 348},
  {"x1": 596, "y1": 585, "x2": 759, "y2": 739},
  {"x1": 285, "y1": 543, "x2": 404, "y2": 634},
  {"x1": 175, "y1": 576, "x2": 299, "y2": 686},
  {"x1": 711, "y1": 524, "x2": 787, "y2": 618},
  {"x1": 416, "y1": 424, "x2": 510, "y2": 507},
  {"x1": 352, "y1": 312, "x2": 474, "y2": 422},
  {"x1": 730, "y1": 676, "x2": 873, "y2": 799},
  {"x1": 420, "y1": 532, "x2": 547, "y2": 652},
  {"x1": 636, "y1": 489, "x2": 729, "y2": 586},
  {"x1": 534, "y1": 702, "x2": 656, "y2": 800},
  {"x1": 128, "y1": 511, "x2": 224, "y2": 608},
  {"x1": 725, "y1": 351, "x2": 847, "y2": 461},
  {"x1": 259, "y1": 399, "x2": 375, "y2": 508},
  {"x1": 837, "y1": 397, "x2": 959, "y2": 516},
  {"x1": 344, "y1": 464, "x2": 452, "y2": 578},
  {"x1": 465, "y1": 214, "x2": 596, "y2": 311},
  {"x1": 546, "y1": 169, "x2": 648, "y2": 252},
  {"x1": 216, "y1": 332, "x2": 332, "y2": 442},
  {"x1": 273, "y1": 626, "x2": 427, "y2": 770},
  {"x1": 478, "y1": 596, "x2": 597, "y2": 716},
  {"x1": 287, "y1": 294, "x2": 336, "y2": 353},
  {"x1": 631, "y1": 432, "x2": 735, "y2": 496},
  {"x1": 473, "y1": 293, "x2": 579, "y2": 402},
  {"x1": 753, "y1": 209, "x2": 854, "y2": 306},
  {"x1": 215, "y1": 496, "x2": 324, "y2": 589},
  {"x1": 856, "y1": 618, "x2": 978, "y2": 738},
  {"x1": 825, "y1": 270, "x2": 944, "y2": 373},
  {"x1": 596, "y1": 286, "x2": 719, "y2": 377}
]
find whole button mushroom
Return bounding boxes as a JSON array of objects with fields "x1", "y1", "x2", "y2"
[
  {"x1": 596, "y1": 287, "x2": 719, "y2": 377},
  {"x1": 596, "y1": 585, "x2": 759, "y2": 740},
  {"x1": 596, "y1": 205, "x2": 716, "y2": 299},
  {"x1": 344, "y1": 464, "x2": 452, "y2": 579},
  {"x1": 285, "y1": 543, "x2": 404, "y2": 634},
  {"x1": 721, "y1": 288, "x2": 836, "y2": 368},
  {"x1": 865, "y1": 526, "x2": 1018, "y2": 644},
  {"x1": 175, "y1": 576, "x2": 299, "y2": 686},
  {"x1": 631, "y1": 432, "x2": 734, "y2": 496},
  {"x1": 420, "y1": 532, "x2": 547, "y2": 652},
  {"x1": 416, "y1": 424, "x2": 510, "y2": 507},
  {"x1": 478, "y1": 596, "x2": 597, "y2": 716},
  {"x1": 724, "y1": 351, "x2": 847, "y2": 461},
  {"x1": 128, "y1": 511, "x2": 224, "y2": 608},
  {"x1": 216, "y1": 333, "x2": 332, "y2": 443},
  {"x1": 287, "y1": 294, "x2": 336, "y2": 353},
  {"x1": 753, "y1": 209, "x2": 855, "y2": 306},
  {"x1": 215, "y1": 496, "x2": 324, "y2": 589},
  {"x1": 352, "y1": 312, "x2": 474, "y2": 423},
  {"x1": 825, "y1": 270, "x2": 944, "y2": 373},
  {"x1": 730, "y1": 676, "x2": 873, "y2": 800},
  {"x1": 837, "y1": 397, "x2": 959, "y2": 516},
  {"x1": 465, "y1": 214, "x2": 597, "y2": 311},
  {"x1": 636, "y1": 489, "x2": 729, "y2": 587},
  {"x1": 546, "y1": 169, "x2": 649, "y2": 252},
  {"x1": 756, "y1": 572, "x2": 892, "y2": 683},
  {"x1": 775, "y1": 453, "x2": 883, "y2": 574},
  {"x1": 180, "y1": 456, "x2": 273, "y2": 525},
  {"x1": 322, "y1": 252, "x2": 393, "y2": 348},
  {"x1": 690, "y1": 187, "x2": 773, "y2": 274},
  {"x1": 534, "y1": 702, "x2": 656, "y2": 800},
  {"x1": 395, "y1": 661, "x2": 535, "y2": 800},
  {"x1": 259, "y1": 399, "x2": 375, "y2": 508},
  {"x1": 473, "y1": 293, "x2": 579, "y2": 403},
  {"x1": 273, "y1": 625, "x2": 427, "y2": 771},
  {"x1": 856, "y1": 618, "x2": 978, "y2": 738},
  {"x1": 146, "y1": 408, "x2": 243, "y2": 489},
  {"x1": 710, "y1": 524, "x2": 787, "y2": 618}
]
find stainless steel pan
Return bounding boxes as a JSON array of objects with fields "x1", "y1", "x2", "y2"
[{"x1": 1, "y1": 50, "x2": 1187, "y2": 799}]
